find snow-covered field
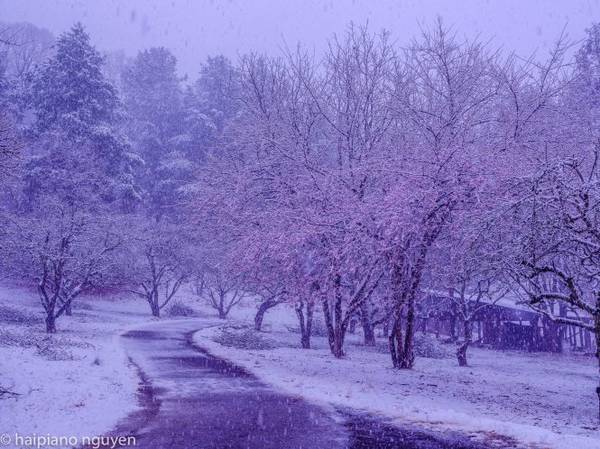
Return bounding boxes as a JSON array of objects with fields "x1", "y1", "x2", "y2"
[
  {"x1": 194, "y1": 302, "x2": 600, "y2": 449},
  {"x1": 0, "y1": 285, "x2": 149, "y2": 447},
  {"x1": 2, "y1": 284, "x2": 599, "y2": 449}
]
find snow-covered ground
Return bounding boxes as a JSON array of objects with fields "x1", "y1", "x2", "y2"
[
  {"x1": 194, "y1": 301, "x2": 600, "y2": 449},
  {"x1": 0, "y1": 284, "x2": 150, "y2": 447},
  {"x1": 2, "y1": 284, "x2": 598, "y2": 449}
]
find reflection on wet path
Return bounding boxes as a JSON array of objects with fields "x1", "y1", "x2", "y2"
[
  {"x1": 105, "y1": 320, "x2": 494, "y2": 449},
  {"x1": 119, "y1": 321, "x2": 348, "y2": 449}
]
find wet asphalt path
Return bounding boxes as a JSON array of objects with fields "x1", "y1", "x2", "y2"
[
  {"x1": 109, "y1": 320, "x2": 495, "y2": 449},
  {"x1": 117, "y1": 320, "x2": 348, "y2": 449}
]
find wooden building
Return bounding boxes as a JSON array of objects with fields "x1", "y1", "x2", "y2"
[{"x1": 417, "y1": 294, "x2": 596, "y2": 354}]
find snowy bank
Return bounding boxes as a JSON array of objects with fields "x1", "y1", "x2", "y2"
[
  {"x1": 192, "y1": 317, "x2": 600, "y2": 449},
  {"x1": 0, "y1": 285, "x2": 149, "y2": 448}
]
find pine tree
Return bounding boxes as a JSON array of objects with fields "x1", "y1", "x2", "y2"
[
  {"x1": 576, "y1": 23, "x2": 600, "y2": 104},
  {"x1": 123, "y1": 47, "x2": 183, "y2": 144},
  {"x1": 176, "y1": 55, "x2": 240, "y2": 164},
  {"x1": 195, "y1": 55, "x2": 240, "y2": 135},
  {"x1": 122, "y1": 47, "x2": 196, "y2": 219},
  {"x1": 27, "y1": 23, "x2": 139, "y2": 208},
  {"x1": 31, "y1": 23, "x2": 119, "y2": 139}
]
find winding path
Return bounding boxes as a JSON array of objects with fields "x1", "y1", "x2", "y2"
[{"x1": 106, "y1": 320, "x2": 495, "y2": 449}]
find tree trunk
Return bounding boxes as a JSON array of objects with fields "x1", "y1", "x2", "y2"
[
  {"x1": 64, "y1": 301, "x2": 72, "y2": 317},
  {"x1": 389, "y1": 313, "x2": 404, "y2": 368},
  {"x1": 322, "y1": 295, "x2": 345, "y2": 358},
  {"x1": 255, "y1": 300, "x2": 279, "y2": 331},
  {"x1": 217, "y1": 292, "x2": 228, "y2": 319},
  {"x1": 389, "y1": 321, "x2": 398, "y2": 368},
  {"x1": 45, "y1": 313, "x2": 56, "y2": 333},
  {"x1": 295, "y1": 300, "x2": 313, "y2": 349},
  {"x1": 149, "y1": 298, "x2": 160, "y2": 317},
  {"x1": 348, "y1": 317, "x2": 357, "y2": 334},
  {"x1": 333, "y1": 274, "x2": 345, "y2": 357},
  {"x1": 332, "y1": 324, "x2": 345, "y2": 358},
  {"x1": 254, "y1": 302, "x2": 269, "y2": 331},
  {"x1": 303, "y1": 302, "x2": 313, "y2": 349},
  {"x1": 388, "y1": 297, "x2": 417, "y2": 369},
  {"x1": 399, "y1": 295, "x2": 416, "y2": 369},
  {"x1": 147, "y1": 287, "x2": 161, "y2": 317},
  {"x1": 449, "y1": 303, "x2": 457, "y2": 341},
  {"x1": 363, "y1": 321, "x2": 376, "y2": 346},
  {"x1": 322, "y1": 298, "x2": 335, "y2": 351},
  {"x1": 456, "y1": 317, "x2": 472, "y2": 367},
  {"x1": 360, "y1": 301, "x2": 376, "y2": 346},
  {"x1": 382, "y1": 318, "x2": 390, "y2": 338},
  {"x1": 594, "y1": 310, "x2": 600, "y2": 423}
]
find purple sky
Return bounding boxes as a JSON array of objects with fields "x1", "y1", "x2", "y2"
[{"x1": 1, "y1": 0, "x2": 599, "y2": 79}]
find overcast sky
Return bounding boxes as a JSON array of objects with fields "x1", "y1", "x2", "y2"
[{"x1": 1, "y1": 0, "x2": 599, "y2": 79}]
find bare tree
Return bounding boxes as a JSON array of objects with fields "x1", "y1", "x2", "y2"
[
  {"x1": 492, "y1": 26, "x2": 600, "y2": 419},
  {"x1": 6, "y1": 204, "x2": 120, "y2": 332},
  {"x1": 1, "y1": 22, "x2": 54, "y2": 83},
  {"x1": 0, "y1": 113, "x2": 19, "y2": 183},
  {"x1": 252, "y1": 284, "x2": 286, "y2": 331},
  {"x1": 129, "y1": 221, "x2": 190, "y2": 317},
  {"x1": 510, "y1": 150, "x2": 600, "y2": 419},
  {"x1": 285, "y1": 25, "x2": 394, "y2": 358},
  {"x1": 432, "y1": 207, "x2": 510, "y2": 366},
  {"x1": 202, "y1": 268, "x2": 247, "y2": 319},
  {"x1": 385, "y1": 20, "x2": 502, "y2": 369},
  {"x1": 294, "y1": 297, "x2": 314, "y2": 349},
  {"x1": 451, "y1": 278, "x2": 508, "y2": 366}
]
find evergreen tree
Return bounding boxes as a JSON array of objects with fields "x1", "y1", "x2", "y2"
[
  {"x1": 179, "y1": 84, "x2": 213, "y2": 162},
  {"x1": 195, "y1": 55, "x2": 240, "y2": 135},
  {"x1": 576, "y1": 23, "x2": 600, "y2": 104},
  {"x1": 123, "y1": 47, "x2": 183, "y2": 144},
  {"x1": 161, "y1": 54, "x2": 240, "y2": 171},
  {"x1": 122, "y1": 47, "x2": 196, "y2": 219},
  {"x1": 27, "y1": 23, "x2": 138, "y2": 208},
  {"x1": 31, "y1": 23, "x2": 119, "y2": 139}
]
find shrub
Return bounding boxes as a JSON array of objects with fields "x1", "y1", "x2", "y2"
[
  {"x1": 35, "y1": 341, "x2": 74, "y2": 361},
  {"x1": 74, "y1": 301, "x2": 93, "y2": 311},
  {"x1": 213, "y1": 325, "x2": 279, "y2": 350},
  {"x1": 166, "y1": 301, "x2": 196, "y2": 317},
  {"x1": 287, "y1": 317, "x2": 328, "y2": 337},
  {"x1": 0, "y1": 306, "x2": 42, "y2": 325},
  {"x1": 413, "y1": 333, "x2": 450, "y2": 359},
  {"x1": 375, "y1": 332, "x2": 449, "y2": 359}
]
